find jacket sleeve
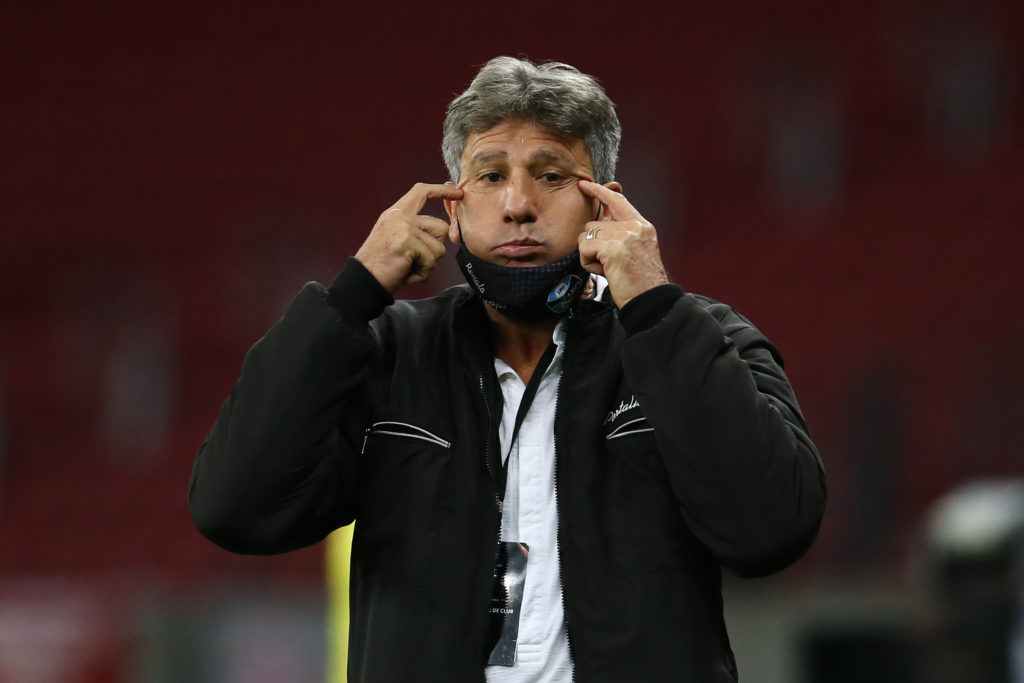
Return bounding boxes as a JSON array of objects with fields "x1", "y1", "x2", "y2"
[
  {"x1": 619, "y1": 286, "x2": 826, "y2": 577},
  {"x1": 188, "y1": 259, "x2": 392, "y2": 555}
]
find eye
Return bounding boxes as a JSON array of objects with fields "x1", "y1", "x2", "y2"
[
  {"x1": 541, "y1": 172, "x2": 564, "y2": 183},
  {"x1": 479, "y1": 172, "x2": 502, "y2": 183}
]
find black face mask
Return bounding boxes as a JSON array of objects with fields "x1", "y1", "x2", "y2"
[{"x1": 455, "y1": 243, "x2": 588, "y2": 322}]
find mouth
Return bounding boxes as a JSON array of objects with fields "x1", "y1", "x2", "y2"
[{"x1": 493, "y1": 238, "x2": 545, "y2": 263}]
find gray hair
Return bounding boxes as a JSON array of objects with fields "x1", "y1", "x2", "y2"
[{"x1": 442, "y1": 57, "x2": 621, "y2": 184}]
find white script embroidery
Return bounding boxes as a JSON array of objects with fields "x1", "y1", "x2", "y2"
[{"x1": 604, "y1": 395, "x2": 640, "y2": 425}]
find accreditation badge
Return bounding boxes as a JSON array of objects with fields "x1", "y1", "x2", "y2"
[{"x1": 486, "y1": 541, "x2": 530, "y2": 667}]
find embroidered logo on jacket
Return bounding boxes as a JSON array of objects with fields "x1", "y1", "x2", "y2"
[{"x1": 604, "y1": 395, "x2": 641, "y2": 425}]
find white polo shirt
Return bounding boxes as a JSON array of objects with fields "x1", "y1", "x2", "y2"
[{"x1": 484, "y1": 319, "x2": 572, "y2": 683}]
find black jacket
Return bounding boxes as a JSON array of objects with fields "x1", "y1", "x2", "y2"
[{"x1": 189, "y1": 260, "x2": 826, "y2": 682}]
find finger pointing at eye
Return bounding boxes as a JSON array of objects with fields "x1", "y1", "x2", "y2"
[{"x1": 576, "y1": 179, "x2": 641, "y2": 222}]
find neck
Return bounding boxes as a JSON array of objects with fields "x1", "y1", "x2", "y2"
[{"x1": 485, "y1": 305, "x2": 560, "y2": 384}]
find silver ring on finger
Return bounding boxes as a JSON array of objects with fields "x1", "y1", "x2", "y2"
[{"x1": 585, "y1": 226, "x2": 602, "y2": 240}]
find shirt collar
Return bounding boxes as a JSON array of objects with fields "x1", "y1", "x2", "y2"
[{"x1": 494, "y1": 318, "x2": 568, "y2": 381}]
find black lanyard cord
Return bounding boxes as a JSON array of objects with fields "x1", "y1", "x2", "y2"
[{"x1": 497, "y1": 341, "x2": 559, "y2": 503}]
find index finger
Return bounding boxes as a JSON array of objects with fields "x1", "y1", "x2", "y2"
[
  {"x1": 576, "y1": 179, "x2": 641, "y2": 221},
  {"x1": 393, "y1": 182, "x2": 465, "y2": 214}
]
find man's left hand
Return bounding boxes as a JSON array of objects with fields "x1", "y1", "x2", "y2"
[{"x1": 577, "y1": 179, "x2": 670, "y2": 308}]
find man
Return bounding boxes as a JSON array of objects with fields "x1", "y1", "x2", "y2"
[{"x1": 189, "y1": 57, "x2": 826, "y2": 682}]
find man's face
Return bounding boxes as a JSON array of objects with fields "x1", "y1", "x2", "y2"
[{"x1": 444, "y1": 119, "x2": 616, "y2": 267}]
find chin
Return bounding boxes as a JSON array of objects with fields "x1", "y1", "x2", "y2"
[{"x1": 502, "y1": 258, "x2": 544, "y2": 268}]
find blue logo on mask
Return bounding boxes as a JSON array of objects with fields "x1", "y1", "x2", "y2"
[{"x1": 547, "y1": 274, "x2": 583, "y2": 313}]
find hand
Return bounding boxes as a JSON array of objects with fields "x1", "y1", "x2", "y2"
[
  {"x1": 355, "y1": 183, "x2": 464, "y2": 294},
  {"x1": 576, "y1": 179, "x2": 669, "y2": 307}
]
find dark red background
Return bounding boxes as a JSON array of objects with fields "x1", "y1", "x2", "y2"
[{"x1": 2, "y1": 0, "x2": 1022, "y2": 586}]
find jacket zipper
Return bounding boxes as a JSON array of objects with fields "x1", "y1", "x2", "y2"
[
  {"x1": 479, "y1": 372, "x2": 509, "y2": 674},
  {"x1": 479, "y1": 375, "x2": 502, "y2": 519},
  {"x1": 554, "y1": 320, "x2": 576, "y2": 681}
]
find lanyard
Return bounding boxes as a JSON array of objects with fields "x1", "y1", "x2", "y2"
[{"x1": 496, "y1": 341, "x2": 558, "y2": 503}]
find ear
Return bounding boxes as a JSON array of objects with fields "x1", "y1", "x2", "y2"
[{"x1": 443, "y1": 181, "x2": 461, "y2": 243}]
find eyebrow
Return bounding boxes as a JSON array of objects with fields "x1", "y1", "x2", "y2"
[
  {"x1": 468, "y1": 148, "x2": 576, "y2": 167},
  {"x1": 529, "y1": 149, "x2": 575, "y2": 166},
  {"x1": 469, "y1": 150, "x2": 507, "y2": 165}
]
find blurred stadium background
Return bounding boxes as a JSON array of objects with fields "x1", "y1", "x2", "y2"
[{"x1": 2, "y1": 0, "x2": 1022, "y2": 681}]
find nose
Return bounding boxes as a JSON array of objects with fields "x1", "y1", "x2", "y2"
[{"x1": 502, "y1": 171, "x2": 537, "y2": 225}]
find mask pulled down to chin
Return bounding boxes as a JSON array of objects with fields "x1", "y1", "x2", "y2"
[{"x1": 454, "y1": 244, "x2": 588, "y2": 322}]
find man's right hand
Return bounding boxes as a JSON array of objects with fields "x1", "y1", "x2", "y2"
[{"x1": 354, "y1": 183, "x2": 464, "y2": 294}]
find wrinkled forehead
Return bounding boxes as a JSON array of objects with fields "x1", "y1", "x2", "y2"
[{"x1": 460, "y1": 119, "x2": 594, "y2": 173}]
